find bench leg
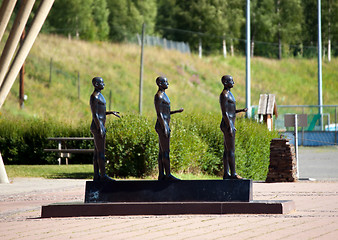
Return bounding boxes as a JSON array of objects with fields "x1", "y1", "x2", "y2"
[{"x1": 58, "y1": 141, "x2": 62, "y2": 165}]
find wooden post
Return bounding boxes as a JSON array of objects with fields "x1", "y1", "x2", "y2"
[
  {"x1": 77, "y1": 71, "x2": 80, "y2": 99},
  {"x1": 49, "y1": 57, "x2": 52, "y2": 87},
  {"x1": 19, "y1": 28, "x2": 25, "y2": 109},
  {"x1": 0, "y1": 0, "x2": 35, "y2": 87},
  {"x1": 0, "y1": 0, "x2": 55, "y2": 109},
  {"x1": 223, "y1": 35, "x2": 227, "y2": 58},
  {"x1": 0, "y1": 0, "x2": 17, "y2": 42},
  {"x1": 198, "y1": 38, "x2": 202, "y2": 59},
  {"x1": 0, "y1": 152, "x2": 10, "y2": 184},
  {"x1": 139, "y1": 23, "x2": 145, "y2": 115}
]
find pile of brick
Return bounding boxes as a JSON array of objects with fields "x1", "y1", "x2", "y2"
[{"x1": 266, "y1": 138, "x2": 298, "y2": 182}]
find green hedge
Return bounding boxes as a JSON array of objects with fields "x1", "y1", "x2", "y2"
[
  {"x1": 105, "y1": 113, "x2": 279, "y2": 180},
  {"x1": 0, "y1": 113, "x2": 279, "y2": 180},
  {"x1": 0, "y1": 117, "x2": 93, "y2": 165}
]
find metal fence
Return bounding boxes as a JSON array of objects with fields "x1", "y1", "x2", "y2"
[
  {"x1": 252, "y1": 105, "x2": 338, "y2": 131},
  {"x1": 252, "y1": 105, "x2": 338, "y2": 146},
  {"x1": 132, "y1": 34, "x2": 191, "y2": 54}
]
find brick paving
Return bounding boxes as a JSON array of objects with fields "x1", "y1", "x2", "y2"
[{"x1": 0, "y1": 179, "x2": 337, "y2": 240}]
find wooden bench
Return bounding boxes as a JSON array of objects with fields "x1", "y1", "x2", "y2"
[{"x1": 44, "y1": 137, "x2": 94, "y2": 165}]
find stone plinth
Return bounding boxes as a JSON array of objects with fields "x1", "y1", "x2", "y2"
[{"x1": 84, "y1": 179, "x2": 253, "y2": 203}]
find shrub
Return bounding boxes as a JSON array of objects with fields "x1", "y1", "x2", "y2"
[
  {"x1": 0, "y1": 113, "x2": 279, "y2": 180},
  {"x1": 105, "y1": 115, "x2": 158, "y2": 178},
  {"x1": 0, "y1": 117, "x2": 93, "y2": 165}
]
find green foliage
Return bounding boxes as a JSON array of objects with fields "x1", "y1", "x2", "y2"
[
  {"x1": 104, "y1": 113, "x2": 279, "y2": 180},
  {"x1": 105, "y1": 115, "x2": 158, "y2": 178},
  {"x1": 106, "y1": 0, "x2": 157, "y2": 42},
  {"x1": 46, "y1": 0, "x2": 110, "y2": 41},
  {"x1": 0, "y1": 117, "x2": 93, "y2": 165},
  {"x1": 26, "y1": 0, "x2": 338, "y2": 57},
  {"x1": 157, "y1": 0, "x2": 236, "y2": 53},
  {"x1": 6, "y1": 164, "x2": 93, "y2": 179},
  {"x1": 1, "y1": 113, "x2": 279, "y2": 180}
]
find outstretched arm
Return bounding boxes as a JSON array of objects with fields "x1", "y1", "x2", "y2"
[
  {"x1": 235, "y1": 108, "x2": 248, "y2": 113},
  {"x1": 170, "y1": 108, "x2": 184, "y2": 115},
  {"x1": 106, "y1": 111, "x2": 120, "y2": 118}
]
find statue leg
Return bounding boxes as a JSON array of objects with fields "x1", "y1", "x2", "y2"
[
  {"x1": 92, "y1": 146, "x2": 100, "y2": 181},
  {"x1": 157, "y1": 143, "x2": 165, "y2": 180},
  {"x1": 222, "y1": 143, "x2": 231, "y2": 179},
  {"x1": 159, "y1": 133, "x2": 179, "y2": 181},
  {"x1": 225, "y1": 132, "x2": 242, "y2": 179},
  {"x1": 94, "y1": 134, "x2": 114, "y2": 182},
  {"x1": 222, "y1": 129, "x2": 231, "y2": 179}
]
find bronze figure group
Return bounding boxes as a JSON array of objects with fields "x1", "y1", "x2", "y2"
[{"x1": 90, "y1": 75, "x2": 246, "y2": 181}]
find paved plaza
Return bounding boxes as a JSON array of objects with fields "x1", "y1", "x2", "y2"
[
  {"x1": 0, "y1": 178, "x2": 337, "y2": 240},
  {"x1": 1, "y1": 146, "x2": 337, "y2": 239}
]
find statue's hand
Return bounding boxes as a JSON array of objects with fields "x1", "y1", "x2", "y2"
[
  {"x1": 100, "y1": 124, "x2": 106, "y2": 138},
  {"x1": 164, "y1": 126, "x2": 170, "y2": 138},
  {"x1": 243, "y1": 108, "x2": 248, "y2": 112},
  {"x1": 112, "y1": 111, "x2": 121, "y2": 118},
  {"x1": 178, "y1": 108, "x2": 184, "y2": 113},
  {"x1": 229, "y1": 126, "x2": 236, "y2": 137}
]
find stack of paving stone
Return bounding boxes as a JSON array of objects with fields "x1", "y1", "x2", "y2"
[{"x1": 266, "y1": 138, "x2": 298, "y2": 182}]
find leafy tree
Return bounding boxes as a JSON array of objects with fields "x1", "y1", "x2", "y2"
[
  {"x1": 321, "y1": 0, "x2": 338, "y2": 58},
  {"x1": 275, "y1": 0, "x2": 303, "y2": 58},
  {"x1": 157, "y1": 0, "x2": 237, "y2": 54},
  {"x1": 226, "y1": 0, "x2": 245, "y2": 53},
  {"x1": 301, "y1": 0, "x2": 318, "y2": 57},
  {"x1": 45, "y1": 0, "x2": 109, "y2": 41},
  {"x1": 106, "y1": 0, "x2": 157, "y2": 42},
  {"x1": 92, "y1": 0, "x2": 110, "y2": 40},
  {"x1": 249, "y1": 0, "x2": 277, "y2": 57}
]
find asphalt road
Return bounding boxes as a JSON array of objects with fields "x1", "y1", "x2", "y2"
[{"x1": 298, "y1": 146, "x2": 338, "y2": 180}]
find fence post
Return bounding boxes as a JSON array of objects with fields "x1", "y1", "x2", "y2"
[
  {"x1": 109, "y1": 90, "x2": 112, "y2": 111},
  {"x1": 223, "y1": 35, "x2": 227, "y2": 58},
  {"x1": 231, "y1": 39, "x2": 234, "y2": 56},
  {"x1": 77, "y1": 71, "x2": 80, "y2": 99},
  {"x1": 294, "y1": 114, "x2": 299, "y2": 178},
  {"x1": 199, "y1": 38, "x2": 202, "y2": 58},
  {"x1": 335, "y1": 106, "x2": 337, "y2": 144},
  {"x1": 139, "y1": 23, "x2": 145, "y2": 115},
  {"x1": 49, "y1": 57, "x2": 52, "y2": 87}
]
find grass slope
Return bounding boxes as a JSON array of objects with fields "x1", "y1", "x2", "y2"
[{"x1": 1, "y1": 33, "x2": 337, "y2": 122}]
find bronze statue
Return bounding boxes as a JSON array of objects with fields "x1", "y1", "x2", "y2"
[
  {"x1": 154, "y1": 76, "x2": 183, "y2": 180},
  {"x1": 90, "y1": 77, "x2": 120, "y2": 182},
  {"x1": 220, "y1": 75, "x2": 247, "y2": 180}
]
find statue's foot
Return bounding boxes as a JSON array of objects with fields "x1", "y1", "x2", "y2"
[
  {"x1": 165, "y1": 174, "x2": 180, "y2": 181},
  {"x1": 100, "y1": 174, "x2": 115, "y2": 182},
  {"x1": 158, "y1": 174, "x2": 166, "y2": 181},
  {"x1": 230, "y1": 174, "x2": 243, "y2": 180},
  {"x1": 93, "y1": 174, "x2": 100, "y2": 182},
  {"x1": 223, "y1": 174, "x2": 231, "y2": 180}
]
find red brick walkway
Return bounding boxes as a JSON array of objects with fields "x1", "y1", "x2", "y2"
[{"x1": 1, "y1": 178, "x2": 337, "y2": 240}]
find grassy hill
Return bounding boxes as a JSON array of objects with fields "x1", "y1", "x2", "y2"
[{"x1": 1, "y1": 33, "x2": 337, "y2": 123}]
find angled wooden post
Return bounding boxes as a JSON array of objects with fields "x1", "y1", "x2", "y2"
[
  {"x1": 0, "y1": 152, "x2": 9, "y2": 184},
  {"x1": 0, "y1": 0, "x2": 35, "y2": 87},
  {"x1": 0, "y1": 0, "x2": 55, "y2": 109},
  {"x1": 0, "y1": 0, "x2": 18, "y2": 43}
]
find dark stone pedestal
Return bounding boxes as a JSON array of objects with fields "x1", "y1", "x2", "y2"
[
  {"x1": 84, "y1": 179, "x2": 253, "y2": 203},
  {"x1": 41, "y1": 200, "x2": 296, "y2": 217},
  {"x1": 40, "y1": 179, "x2": 296, "y2": 217}
]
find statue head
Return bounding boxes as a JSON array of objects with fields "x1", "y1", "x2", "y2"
[
  {"x1": 221, "y1": 75, "x2": 234, "y2": 88},
  {"x1": 92, "y1": 77, "x2": 105, "y2": 90},
  {"x1": 156, "y1": 76, "x2": 169, "y2": 90}
]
